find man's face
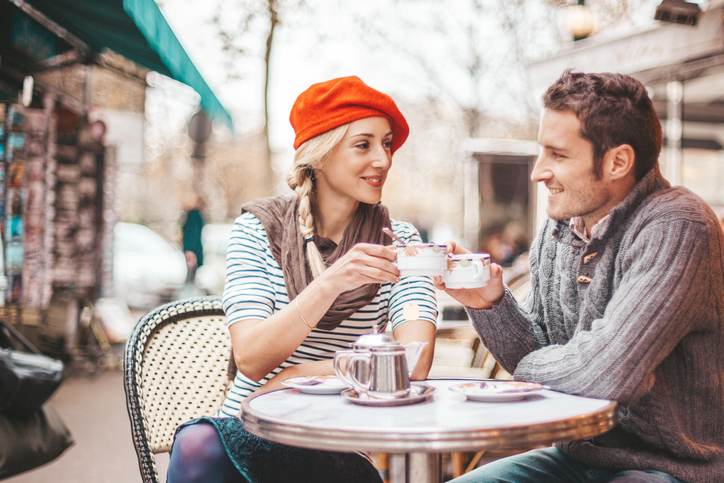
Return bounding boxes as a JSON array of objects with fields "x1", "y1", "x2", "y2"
[{"x1": 532, "y1": 109, "x2": 614, "y2": 224}]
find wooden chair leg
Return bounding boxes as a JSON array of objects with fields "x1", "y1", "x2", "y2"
[
  {"x1": 452, "y1": 452, "x2": 467, "y2": 477},
  {"x1": 372, "y1": 453, "x2": 389, "y2": 483},
  {"x1": 464, "y1": 451, "x2": 485, "y2": 474}
]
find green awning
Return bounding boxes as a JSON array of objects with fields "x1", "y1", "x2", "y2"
[{"x1": 23, "y1": 0, "x2": 233, "y2": 129}]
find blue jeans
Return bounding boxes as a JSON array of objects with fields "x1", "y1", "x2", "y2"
[{"x1": 449, "y1": 447, "x2": 681, "y2": 483}]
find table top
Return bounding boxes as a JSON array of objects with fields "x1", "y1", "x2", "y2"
[{"x1": 241, "y1": 378, "x2": 617, "y2": 453}]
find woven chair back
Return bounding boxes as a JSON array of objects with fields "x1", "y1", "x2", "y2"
[{"x1": 124, "y1": 297, "x2": 230, "y2": 482}]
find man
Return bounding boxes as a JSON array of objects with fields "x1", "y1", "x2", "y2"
[{"x1": 441, "y1": 71, "x2": 723, "y2": 483}]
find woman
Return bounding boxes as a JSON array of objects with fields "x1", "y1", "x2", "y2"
[{"x1": 167, "y1": 76, "x2": 438, "y2": 483}]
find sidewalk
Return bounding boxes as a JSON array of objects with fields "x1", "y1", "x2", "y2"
[{"x1": 7, "y1": 369, "x2": 169, "y2": 483}]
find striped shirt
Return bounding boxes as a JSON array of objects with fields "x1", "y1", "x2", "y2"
[{"x1": 218, "y1": 212, "x2": 438, "y2": 417}]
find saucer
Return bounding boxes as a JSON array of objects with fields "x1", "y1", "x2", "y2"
[
  {"x1": 281, "y1": 375, "x2": 348, "y2": 395},
  {"x1": 341, "y1": 383, "x2": 436, "y2": 407},
  {"x1": 449, "y1": 381, "x2": 546, "y2": 402}
]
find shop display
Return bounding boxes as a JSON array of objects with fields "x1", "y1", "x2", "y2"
[
  {"x1": 4, "y1": 105, "x2": 26, "y2": 305},
  {"x1": 21, "y1": 108, "x2": 55, "y2": 309},
  {"x1": 0, "y1": 102, "x2": 109, "y2": 311}
]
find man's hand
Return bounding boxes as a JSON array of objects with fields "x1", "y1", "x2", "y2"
[{"x1": 433, "y1": 240, "x2": 505, "y2": 309}]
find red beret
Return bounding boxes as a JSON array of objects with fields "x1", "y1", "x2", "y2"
[{"x1": 290, "y1": 76, "x2": 409, "y2": 153}]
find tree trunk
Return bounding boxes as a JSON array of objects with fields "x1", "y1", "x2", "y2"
[{"x1": 262, "y1": 0, "x2": 279, "y2": 194}]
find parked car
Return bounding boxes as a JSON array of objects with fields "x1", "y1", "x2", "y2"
[
  {"x1": 113, "y1": 222, "x2": 187, "y2": 309},
  {"x1": 195, "y1": 223, "x2": 233, "y2": 295}
]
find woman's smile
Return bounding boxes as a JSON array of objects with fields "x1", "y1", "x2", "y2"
[{"x1": 360, "y1": 174, "x2": 385, "y2": 188}]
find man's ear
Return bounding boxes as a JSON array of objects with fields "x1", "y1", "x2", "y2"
[{"x1": 605, "y1": 144, "x2": 635, "y2": 181}]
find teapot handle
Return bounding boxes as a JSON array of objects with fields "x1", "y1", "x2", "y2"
[{"x1": 334, "y1": 350, "x2": 371, "y2": 393}]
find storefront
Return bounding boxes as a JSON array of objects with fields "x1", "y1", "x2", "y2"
[
  {"x1": 527, "y1": 1, "x2": 724, "y2": 224},
  {"x1": 0, "y1": 0, "x2": 232, "y2": 357},
  {"x1": 461, "y1": 138, "x2": 538, "y2": 266}
]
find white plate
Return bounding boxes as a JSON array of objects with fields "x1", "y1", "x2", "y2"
[
  {"x1": 281, "y1": 375, "x2": 348, "y2": 394},
  {"x1": 449, "y1": 381, "x2": 546, "y2": 402}
]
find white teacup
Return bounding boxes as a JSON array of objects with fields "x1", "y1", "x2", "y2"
[
  {"x1": 396, "y1": 243, "x2": 447, "y2": 277},
  {"x1": 443, "y1": 253, "x2": 491, "y2": 288}
]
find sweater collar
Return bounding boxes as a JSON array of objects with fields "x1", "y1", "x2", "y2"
[{"x1": 553, "y1": 167, "x2": 670, "y2": 245}]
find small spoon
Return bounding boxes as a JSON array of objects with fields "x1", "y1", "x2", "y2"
[{"x1": 382, "y1": 227, "x2": 406, "y2": 247}]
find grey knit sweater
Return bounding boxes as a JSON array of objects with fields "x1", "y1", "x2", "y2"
[{"x1": 469, "y1": 168, "x2": 724, "y2": 482}]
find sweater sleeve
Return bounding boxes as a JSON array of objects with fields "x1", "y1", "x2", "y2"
[
  {"x1": 513, "y1": 218, "x2": 710, "y2": 404},
  {"x1": 466, "y1": 223, "x2": 551, "y2": 373}
]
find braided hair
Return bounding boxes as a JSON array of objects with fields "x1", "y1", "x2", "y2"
[{"x1": 287, "y1": 123, "x2": 350, "y2": 277}]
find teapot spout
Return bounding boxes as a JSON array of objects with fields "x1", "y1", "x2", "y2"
[{"x1": 402, "y1": 341, "x2": 427, "y2": 376}]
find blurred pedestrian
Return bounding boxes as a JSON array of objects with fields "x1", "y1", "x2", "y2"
[{"x1": 180, "y1": 193, "x2": 205, "y2": 285}]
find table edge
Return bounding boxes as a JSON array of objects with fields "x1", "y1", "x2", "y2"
[{"x1": 240, "y1": 379, "x2": 618, "y2": 453}]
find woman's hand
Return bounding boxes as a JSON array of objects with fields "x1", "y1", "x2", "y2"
[
  {"x1": 433, "y1": 240, "x2": 505, "y2": 309},
  {"x1": 319, "y1": 243, "x2": 399, "y2": 295}
]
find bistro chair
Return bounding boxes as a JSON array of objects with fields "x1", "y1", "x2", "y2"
[{"x1": 123, "y1": 296, "x2": 231, "y2": 483}]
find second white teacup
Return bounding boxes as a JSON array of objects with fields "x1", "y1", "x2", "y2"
[
  {"x1": 396, "y1": 243, "x2": 447, "y2": 277},
  {"x1": 443, "y1": 253, "x2": 491, "y2": 288}
]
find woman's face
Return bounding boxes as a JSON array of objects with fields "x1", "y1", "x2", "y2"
[{"x1": 315, "y1": 116, "x2": 394, "y2": 205}]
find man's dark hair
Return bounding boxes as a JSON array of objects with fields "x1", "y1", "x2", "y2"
[{"x1": 543, "y1": 70, "x2": 662, "y2": 180}]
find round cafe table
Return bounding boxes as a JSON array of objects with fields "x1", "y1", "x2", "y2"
[{"x1": 241, "y1": 378, "x2": 617, "y2": 483}]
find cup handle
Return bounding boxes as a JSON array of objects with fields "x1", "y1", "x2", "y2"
[
  {"x1": 334, "y1": 351, "x2": 371, "y2": 393},
  {"x1": 477, "y1": 260, "x2": 491, "y2": 282},
  {"x1": 473, "y1": 260, "x2": 483, "y2": 277}
]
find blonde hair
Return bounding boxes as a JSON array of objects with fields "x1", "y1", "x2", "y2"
[{"x1": 287, "y1": 123, "x2": 350, "y2": 278}]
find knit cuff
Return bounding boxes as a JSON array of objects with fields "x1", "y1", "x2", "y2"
[
  {"x1": 466, "y1": 288, "x2": 517, "y2": 325},
  {"x1": 465, "y1": 289, "x2": 536, "y2": 372}
]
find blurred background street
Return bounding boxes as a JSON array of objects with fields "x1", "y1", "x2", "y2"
[
  {"x1": 5, "y1": 369, "x2": 169, "y2": 483},
  {"x1": 2, "y1": 0, "x2": 724, "y2": 481}
]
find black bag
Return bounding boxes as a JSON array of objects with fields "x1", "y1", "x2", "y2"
[
  {"x1": 0, "y1": 404, "x2": 74, "y2": 479},
  {"x1": 0, "y1": 321, "x2": 64, "y2": 416}
]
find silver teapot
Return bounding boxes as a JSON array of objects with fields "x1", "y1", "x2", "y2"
[{"x1": 334, "y1": 334, "x2": 415, "y2": 399}]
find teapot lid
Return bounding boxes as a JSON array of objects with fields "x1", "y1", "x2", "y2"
[{"x1": 353, "y1": 333, "x2": 402, "y2": 350}]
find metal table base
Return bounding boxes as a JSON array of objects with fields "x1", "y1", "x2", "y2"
[{"x1": 389, "y1": 453, "x2": 442, "y2": 483}]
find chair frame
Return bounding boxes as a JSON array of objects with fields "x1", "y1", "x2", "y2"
[{"x1": 123, "y1": 296, "x2": 225, "y2": 483}]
